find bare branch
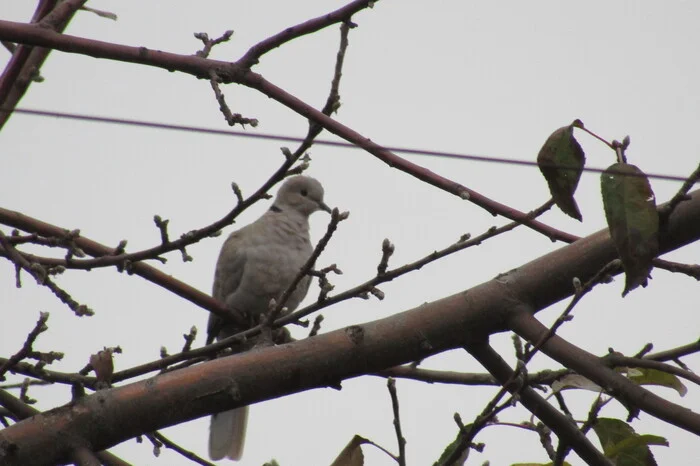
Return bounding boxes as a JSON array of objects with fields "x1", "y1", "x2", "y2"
[
  {"x1": 659, "y1": 162, "x2": 700, "y2": 221},
  {"x1": 603, "y1": 353, "x2": 700, "y2": 387},
  {"x1": 208, "y1": 69, "x2": 258, "y2": 128},
  {"x1": 266, "y1": 208, "x2": 348, "y2": 324},
  {"x1": 653, "y1": 258, "x2": 700, "y2": 280},
  {"x1": 193, "y1": 30, "x2": 233, "y2": 59},
  {"x1": 70, "y1": 446, "x2": 101, "y2": 466},
  {"x1": 0, "y1": 188, "x2": 698, "y2": 464},
  {"x1": 150, "y1": 431, "x2": 215, "y2": 466},
  {"x1": 0, "y1": 312, "x2": 51, "y2": 380},
  {"x1": 646, "y1": 339, "x2": 700, "y2": 362},
  {"x1": 181, "y1": 327, "x2": 198, "y2": 353},
  {"x1": 280, "y1": 199, "x2": 555, "y2": 326},
  {"x1": 0, "y1": 151, "x2": 308, "y2": 326},
  {"x1": 509, "y1": 311, "x2": 700, "y2": 435},
  {"x1": 0, "y1": 18, "x2": 579, "y2": 243},
  {"x1": 555, "y1": 393, "x2": 612, "y2": 465},
  {"x1": 308, "y1": 315, "x2": 324, "y2": 337},
  {"x1": 376, "y1": 365, "x2": 564, "y2": 387},
  {"x1": 463, "y1": 341, "x2": 612, "y2": 466},
  {"x1": 0, "y1": 0, "x2": 85, "y2": 129},
  {"x1": 238, "y1": 0, "x2": 370, "y2": 68},
  {"x1": 0, "y1": 230, "x2": 92, "y2": 315},
  {"x1": 386, "y1": 378, "x2": 406, "y2": 466}
]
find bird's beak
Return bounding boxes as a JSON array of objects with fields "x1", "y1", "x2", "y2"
[{"x1": 319, "y1": 201, "x2": 332, "y2": 213}]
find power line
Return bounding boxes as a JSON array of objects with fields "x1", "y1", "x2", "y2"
[{"x1": 8, "y1": 107, "x2": 691, "y2": 183}]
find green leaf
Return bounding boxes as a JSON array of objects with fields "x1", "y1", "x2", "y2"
[
  {"x1": 627, "y1": 367, "x2": 687, "y2": 397},
  {"x1": 593, "y1": 418, "x2": 667, "y2": 466},
  {"x1": 551, "y1": 374, "x2": 602, "y2": 393},
  {"x1": 512, "y1": 463, "x2": 572, "y2": 466},
  {"x1": 600, "y1": 163, "x2": 659, "y2": 296},
  {"x1": 608, "y1": 434, "x2": 669, "y2": 458},
  {"x1": 537, "y1": 120, "x2": 586, "y2": 221},
  {"x1": 434, "y1": 427, "x2": 471, "y2": 466}
]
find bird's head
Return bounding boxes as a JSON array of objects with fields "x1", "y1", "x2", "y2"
[{"x1": 274, "y1": 176, "x2": 331, "y2": 217}]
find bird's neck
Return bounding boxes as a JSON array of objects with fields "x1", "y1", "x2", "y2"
[{"x1": 267, "y1": 206, "x2": 310, "y2": 237}]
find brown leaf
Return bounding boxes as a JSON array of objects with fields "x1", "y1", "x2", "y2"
[{"x1": 90, "y1": 348, "x2": 114, "y2": 387}]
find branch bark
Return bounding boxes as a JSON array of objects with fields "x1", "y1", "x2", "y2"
[
  {"x1": 0, "y1": 1, "x2": 86, "y2": 129},
  {"x1": 1, "y1": 190, "x2": 698, "y2": 466},
  {"x1": 0, "y1": 17, "x2": 578, "y2": 242},
  {"x1": 508, "y1": 312, "x2": 700, "y2": 435},
  {"x1": 465, "y1": 342, "x2": 612, "y2": 466}
]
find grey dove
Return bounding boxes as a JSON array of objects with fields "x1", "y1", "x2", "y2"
[{"x1": 208, "y1": 175, "x2": 331, "y2": 461}]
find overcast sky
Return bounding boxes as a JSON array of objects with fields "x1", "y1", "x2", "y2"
[{"x1": 2, "y1": 2, "x2": 699, "y2": 465}]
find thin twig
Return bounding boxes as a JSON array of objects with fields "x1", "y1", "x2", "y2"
[
  {"x1": 149, "y1": 431, "x2": 216, "y2": 466},
  {"x1": 238, "y1": 0, "x2": 369, "y2": 68},
  {"x1": 653, "y1": 258, "x2": 700, "y2": 280},
  {"x1": 659, "y1": 162, "x2": 700, "y2": 221},
  {"x1": 208, "y1": 69, "x2": 258, "y2": 127},
  {"x1": 181, "y1": 326, "x2": 198, "y2": 353},
  {"x1": 267, "y1": 208, "x2": 348, "y2": 324},
  {"x1": 646, "y1": 339, "x2": 700, "y2": 362},
  {"x1": 442, "y1": 259, "x2": 619, "y2": 464},
  {"x1": 376, "y1": 365, "x2": 563, "y2": 387},
  {"x1": 0, "y1": 230, "x2": 91, "y2": 315},
  {"x1": 603, "y1": 354, "x2": 700, "y2": 386},
  {"x1": 387, "y1": 378, "x2": 406, "y2": 466},
  {"x1": 0, "y1": 312, "x2": 50, "y2": 380},
  {"x1": 554, "y1": 393, "x2": 612, "y2": 465},
  {"x1": 194, "y1": 30, "x2": 233, "y2": 59},
  {"x1": 278, "y1": 199, "x2": 555, "y2": 327}
]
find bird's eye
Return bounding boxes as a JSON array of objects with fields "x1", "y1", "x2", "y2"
[{"x1": 300, "y1": 189, "x2": 308, "y2": 197}]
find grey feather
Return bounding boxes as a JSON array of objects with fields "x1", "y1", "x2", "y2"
[{"x1": 208, "y1": 176, "x2": 330, "y2": 461}]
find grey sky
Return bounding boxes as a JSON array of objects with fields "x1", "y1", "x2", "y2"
[{"x1": 2, "y1": 1, "x2": 699, "y2": 465}]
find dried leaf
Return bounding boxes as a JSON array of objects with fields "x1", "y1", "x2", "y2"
[
  {"x1": 537, "y1": 120, "x2": 586, "y2": 221},
  {"x1": 89, "y1": 349, "x2": 114, "y2": 387},
  {"x1": 330, "y1": 435, "x2": 367, "y2": 466}
]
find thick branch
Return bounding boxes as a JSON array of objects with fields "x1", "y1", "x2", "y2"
[
  {"x1": 0, "y1": 206, "x2": 238, "y2": 323},
  {"x1": 1, "y1": 190, "x2": 698, "y2": 466},
  {"x1": 0, "y1": 1, "x2": 86, "y2": 129},
  {"x1": 508, "y1": 311, "x2": 700, "y2": 435},
  {"x1": 0, "y1": 390, "x2": 128, "y2": 466},
  {"x1": 465, "y1": 342, "x2": 611, "y2": 466}
]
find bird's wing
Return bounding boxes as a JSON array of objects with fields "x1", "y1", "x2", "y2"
[{"x1": 207, "y1": 228, "x2": 249, "y2": 339}]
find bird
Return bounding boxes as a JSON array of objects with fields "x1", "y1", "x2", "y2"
[{"x1": 207, "y1": 175, "x2": 331, "y2": 461}]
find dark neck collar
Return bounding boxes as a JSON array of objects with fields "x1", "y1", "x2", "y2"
[{"x1": 269, "y1": 205, "x2": 282, "y2": 213}]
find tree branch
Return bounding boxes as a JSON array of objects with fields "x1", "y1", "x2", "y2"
[
  {"x1": 464, "y1": 341, "x2": 612, "y2": 466},
  {"x1": 646, "y1": 339, "x2": 700, "y2": 362},
  {"x1": 0, "y1": 17, "x2": 578, "y2": 243},
  {"x1": 508, "y1": 311, "x2": 700, "y2": 435},
  {"x1": 238, "y1": 0, "x2": 370, "y2": 68},
  {"x1": 0, "y1": 0, "x2": 83, "y2": 130},
  {"x1": 1, "y1": 190, "x2": 698, "y2": 465}
]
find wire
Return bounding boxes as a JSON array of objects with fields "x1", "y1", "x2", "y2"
[{"x1": 7, "y1": 107, "x2": 691, "y2": 183}]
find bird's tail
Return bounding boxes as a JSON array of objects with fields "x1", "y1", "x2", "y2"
[{"x1": 209, "y1": 406, "x2": 249, "y2": 461}]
